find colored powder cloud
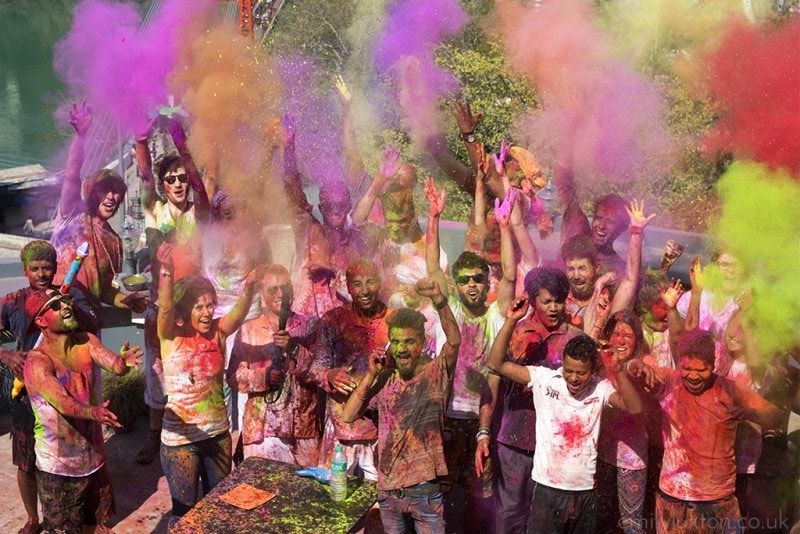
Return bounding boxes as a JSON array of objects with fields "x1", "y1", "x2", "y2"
[
  {"x1": 496, "y1": 0, "x2": 675, "y2": 182},
  {"x1": 277, "y1": 57, "x2": 346, "y2": 191},
  {"x1": 699, "y1": 17, "x2": 800, "y2": 175},
  {"x1": 54, "y1": 0, "x2": 206, "y2": 135},
  {"x1": 713, "y1": 161, "x2": 800, "y2": 354},
  {"x1": 373, "y1": 0, "x2": 468, "y2": 145},
  {"x1": 168, "y1": 20, "x2": 282, "y2": 224}
]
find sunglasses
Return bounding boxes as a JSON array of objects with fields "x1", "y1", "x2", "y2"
[
  {"x1": 264, "y1": 284, "x2": 292, "y2": 296},
  {"x1": 456, "y1": 273, "x2": 486, "y2": 285},
  {"x1": 163, "y1": 173, "x2": 188, "y2": 185},
  {"x1": 320, "y1": 202, "x2": 350, "y2": 212},
  {"x1": 38, "y1": 295, "x2": 72, "y2": 316}
]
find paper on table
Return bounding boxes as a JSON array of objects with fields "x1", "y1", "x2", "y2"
[{"x1": 219, "y1": 483, "x2": 277, "y2": 510}]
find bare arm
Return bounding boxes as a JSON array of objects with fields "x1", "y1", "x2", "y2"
[
  {"x1": 684, "y1": 257, "x2": 704, "y2": 331},
  {"x1": 60, "y1": 102, "x2": 92, "y2": 215},
  {"x1": 475, "y1": 372, "x2": 500, "y2": 476},
  {"x1": 134, "y1": 131, "x2": 158, "y2": 212},
  {"x1": 24, "y1": 351, "x2": 122, "y2": 427},
  {"x1": 88, "y1": 335, "x2": 141, "y2": 376},
  {"x1": 608, "y1": 364, "x2": 643, "y2": 415},
  {"x1": 156, "y1": 243, "x2": 176, "y2": 340},
  {"x1": 351, "y1": 146, "x2": 401, "y2": 226},
  {"x1": 167, "y1": 118, "x2": 210, "y2": 221},
  {"x1": 417, "y1": 278, "x2": 460, "y2": 372},
  {"x1": 661, "y1": 279, "x2": 686, "y2": 360},
  {"x1": 486, "y1": 297, "x2": 531, "y2": 385},
  {"x1": 610, "y1": 200, "x2": 656, "y2": 313},
  {"x1": 424, "y1": 177, "x2": 450, "y2": 298},
  {"x1": 218, "y1": 267, "x2": 261, "y2": 337},
  {"x1": 494, "y1": 187, "x2": 518, "y2": 316}
]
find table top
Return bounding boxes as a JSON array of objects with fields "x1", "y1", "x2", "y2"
[{"x1": 171, "y1": 457, "x2": 377, "y2": 534}]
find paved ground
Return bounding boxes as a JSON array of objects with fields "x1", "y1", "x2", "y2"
[{"x1": 0, "y1": 412, "x2": 173, "y2": 533}]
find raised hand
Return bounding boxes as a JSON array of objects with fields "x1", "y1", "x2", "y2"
[
  {"x1": 660, "y1": 278, "x2": 684, "y2": 309},
  {"x1": 156, "y1": 242, "x2": 175, "y2": 269},
  {"x1": 424, "y1": 177, "x2": 446, "y2": 218},
  {"x1": 507, "y1": 297, "x2": 529, "y2": 320},
  {"x1": 452, "y1": 99, "x2": 482, "y2": 134},
  {"x1": 69, "y1": 101, "x2": 93, "y2": 136},
  {"x1": 594, "y1": 289, "x2": 612, "y2": 326},
  {"x1": 476, "y1": 143, "x2": 491, "y2": 181},
  {"x1": 494, "y1": 186, "x2": 518, "y2": 227},
  {"x1": 379, "y1": 146, "x2": 402, "y2": 180},
  {"x1": 625, "y1": 199, "x2": 656, "y2": 232},
  {"x1": 493, "y1": 139, "x2": 511, "y2": 176},
  {"x1": 119, "y1": 340, "x2": 143, "y2": 370},
  {"x1": 166, "y1": 116, "x2": 187, "y2": 148},
  {"x1": 367, "y1": 347, "x2": 386, "y2": 376},
  {"x1": 415, "y1": 277, "x2": 443, "y2": 300},
  {"x1": 689, "y1": 257, "x2": 705, "y2": 291},
  {"x1": 333, "y1": 74, "x2": 352, "y2": 105}
]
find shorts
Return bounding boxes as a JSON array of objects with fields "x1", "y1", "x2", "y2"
[
  {"x1": 11, "y1": 395, "x2": 36, "y2": 473},
  {"x1": 37, "y1": 465, "x2": 115, "y2": 532},
  {"x1": 144, "y1": 306, "x2": 167, "y2": 409}
]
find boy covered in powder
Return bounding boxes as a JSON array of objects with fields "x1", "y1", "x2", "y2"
[
  {"x1": 488, "y1": 298, "x2": 643, "y2": 533},
  {"x1": 0, "y1": 240, "x2": 97, "y2": 534},
  {"x1": 628, "y1": 329, "x2": 782, "y2": 534},
  {"x1": 342, "y1": 278, "x2": 460, "y2": 534}
]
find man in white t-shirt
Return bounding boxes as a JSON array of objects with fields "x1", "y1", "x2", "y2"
[{"x1": 487, "y1": 297, "x2": 643, "y2": 533}]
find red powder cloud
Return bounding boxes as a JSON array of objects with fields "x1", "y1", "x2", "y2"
[{"x1": 701, "y1": 17, "x2": 800, "y2": 176}]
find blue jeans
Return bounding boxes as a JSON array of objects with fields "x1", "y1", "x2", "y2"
[
  {"x1": 378, "y1": 489, "x2": 445, "y2": 534},
  {"x1": 161, "y1": 432, "x2": 232, "y2": 527}
]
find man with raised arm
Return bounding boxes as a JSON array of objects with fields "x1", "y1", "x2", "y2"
[
  {"x1": 342, "y1": 277, "x2": 460, "y2": 534},
  {"x1": 23, "y1": 290, "x2": 142, "y2": 533},
  {"x1": 488, "y1": 298, "x2": 642, "y2": 533}
]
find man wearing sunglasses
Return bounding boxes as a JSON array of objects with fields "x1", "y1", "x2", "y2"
[
  {"x1": 0, "y1": 240, "x2": 97, "y2": 534},
  {"x1": 425, "y1": 180, "x2": 517, "y2": 534},
  {"x1": 22, "y1": 289, "x2": 142, "y2": 533},
  {"x1": 133, "y1": 116, "x2": 210, "y2": 465}
]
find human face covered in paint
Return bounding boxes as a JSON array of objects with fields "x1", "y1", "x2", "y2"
[
  {"x1": 562, "y1": 355, "x2": 594, "y2": 396},
  {"x1": 565, "y1": 258, "x2": 596, "y2": 301},
  {"x1": 260, "y1": 272, "x2": 291, "y2": 316},
  {"x1": 591, "y1": 203, "x2": 625, "y2": 249},
  {"x1": 188, "y1": 293, "x2": 216, "y2": 336},
  {"x1": 95, "y1": 189, "x2": 124, "y2": 221},
  {"x1": 454, "y1": 268, "x2": 488, "y2": 310},
  {"x1": 384, "y1": 203, "x2": 416, "y2": 244},
  {"x1": 36, "y1": 294, "x2": 78, "y2": 333},
  {"x1": 643, "y1": 300, "x2": 669, "y2": 332},
  {"x1": 532, "y1": 288, "x2": 566, "y2": 330},
  {"x1": 161, "y1": 166, "x2": 190, "y2": 208},
  {"x1": 608, "y1": 322, "x2": 636, "y2": 362},
  {"x1": 24, "y1": 260, "x2": 56, "y2": 291},
  {"x1": 347, "y1": 266, "x2": 382, "y2": 315},
  {"x1": 389, "y1": 326, "x2": 425, "y2": 380},
  {"x1": 715, "y1": 252, "x2": 744, "y2": 295},
  {"x1": 319, "y1": 191, "x2": 351, "y2": 231},
  {"x1": 680, "y1": 356, "x2": 714, "y2": 395}
]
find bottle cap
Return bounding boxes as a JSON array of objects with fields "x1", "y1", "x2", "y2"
[{"x1": 335, "y1": 445, "x2": 343, "y2": 452}]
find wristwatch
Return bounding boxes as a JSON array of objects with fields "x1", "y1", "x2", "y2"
[{"x1": 461, "y1": 131, "x2": 476, "y2": 143}]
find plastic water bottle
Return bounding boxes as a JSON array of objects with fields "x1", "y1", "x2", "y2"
[{"x1": 329, "y1": 445, "x2": 348, "y2": 502}]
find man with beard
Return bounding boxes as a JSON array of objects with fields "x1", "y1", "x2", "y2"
[
  {"x1": 488, "y1": 267, "x2": 585, "y2": 533},
  {"x1": 310, "y1": 259, "x2": 389, "y2": 480},
  {"x1": 23, "y1": 290, "x2": 142, "y2": 533},
  {"x1": 341, "y1": 279, "x2": 460, "y2": 534},
  {"x1": 133, "y1": 117, "x2": 210, "y2": 465},
  {"x1": 425, "y1": 179, "x2": 518, "y2": 534},
  {"x1": 628, "y1": 329, "x2": 782, "y2": 533}
]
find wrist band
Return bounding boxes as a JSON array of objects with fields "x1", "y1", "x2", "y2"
[
  {"x1": 434, "y1": 299, "x2": 449, "y2": 310},
  {"x1": 476, "y1": 429, "x2": 490, "y2": 441},
  {"x1": 631, "y1": 228, "x2": 643, "y2": 235}
]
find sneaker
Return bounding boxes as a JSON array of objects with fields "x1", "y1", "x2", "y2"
[{"x1": 135, "y1": 430, "x2": 161, "y2": 464}]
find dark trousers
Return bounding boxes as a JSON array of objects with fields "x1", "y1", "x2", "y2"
[
  {"x1": 495, "y1": 442, "x2": 534, "y2": 534},
  {"x1": 527, "y1": 482, "x2": 597, "y2": 534}
]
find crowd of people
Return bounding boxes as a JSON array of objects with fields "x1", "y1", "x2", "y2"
[{"x1": 0, "y1": 95, "x2": 798, "y2": 534}]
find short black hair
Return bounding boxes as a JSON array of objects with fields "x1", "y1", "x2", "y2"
[
  {"x1": 563, "y1": 335, "x2": 599, "y2": 368},
  {"x1": 524, "y1": 267, "x2": 570, "y2": 302},
  {"x1": 386, "y1": 308, "x2": 426, "y2": 339},
  {"x1": 451, "y1": 251, "x2": 490, "y2": 279},
  {"x1": 677, "y1": 328, "x2": 716, "y2": 367}
]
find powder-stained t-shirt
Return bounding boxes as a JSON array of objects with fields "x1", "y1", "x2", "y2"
[
  {"x1": 162, "y1": 331, "x2": 229, "y2": 447},
  {"x1": 527, "y1": 365, "x2": 616, "y2": 491},
  {"x1": 656, "y1": 371, "x2": 772, "y2": 501},
  {"x1": 368, "y1": 354, "x2": 451, "y2": 491},
  {"x1": 228, "y1": 313, "x2": 319, "y2": 444}
]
